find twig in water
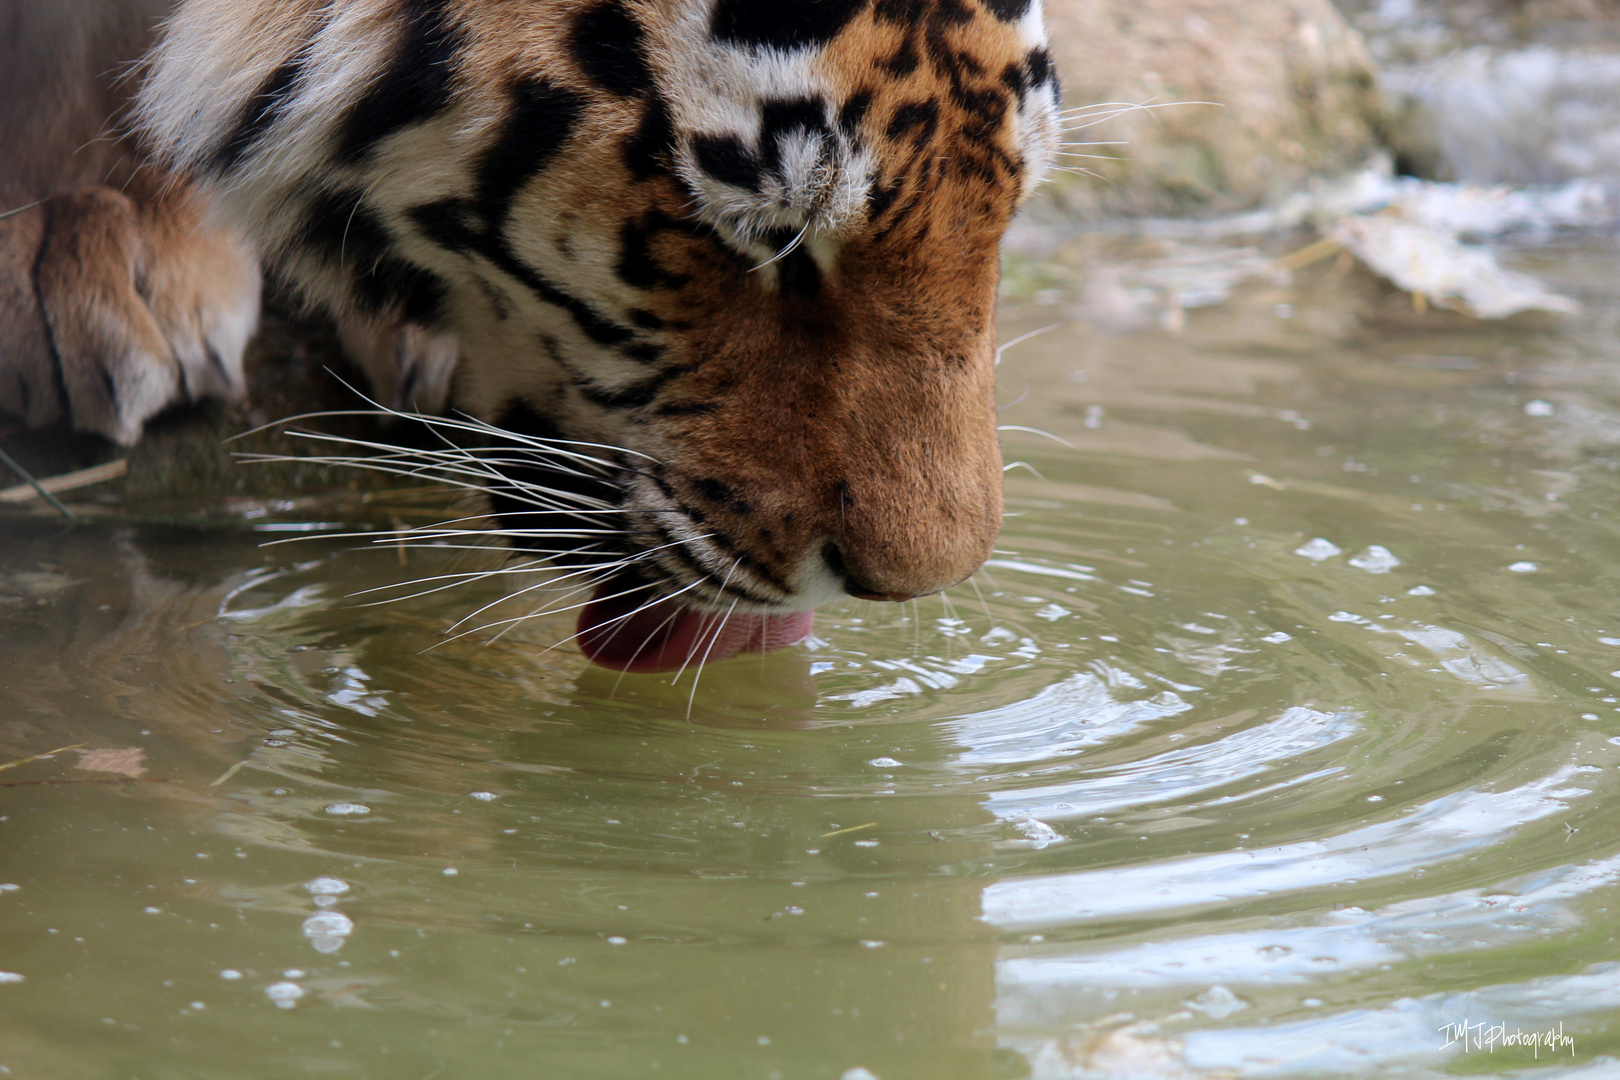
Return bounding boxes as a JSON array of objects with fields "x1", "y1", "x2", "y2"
[
  {"x1": 820, "y1": 822, "x2": 878, "y2": 839},
  {"x1": 0, "y1": 744, "x2": 85, "y2": 774},
  {"x1": 0, "y1": 459, "x2": 127, "y2": 504},
  {"x1": 210, "y1": 760, "x2": 251, "y2": 787},
  {"x1": 0, "y1": 777, "x2": 175, "y2": 788},
  {"x1": 0, "y1": 446, "x2": 77, "y2": 521}
]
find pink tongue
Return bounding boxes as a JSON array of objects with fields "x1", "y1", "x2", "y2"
[{"x1": 576, "y1": 585, "x2": 815, "y2": 673}]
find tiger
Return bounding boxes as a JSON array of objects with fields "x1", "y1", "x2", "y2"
[{"x1": 0, "y1": 0, "x2": 1062, "y2": 672}]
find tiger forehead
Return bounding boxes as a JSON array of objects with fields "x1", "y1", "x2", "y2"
[{"x1": 622, "y1": 0, "x2": 1053, "y2": 235}]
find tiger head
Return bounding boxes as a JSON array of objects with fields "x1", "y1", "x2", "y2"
[{"x1": 138, "y1": 0, "x2": 1061, "y2": 670}]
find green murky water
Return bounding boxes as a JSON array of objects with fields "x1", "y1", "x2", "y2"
[{"x1": 5, "y1": 231, "x2": 1620, "y2": 1078}]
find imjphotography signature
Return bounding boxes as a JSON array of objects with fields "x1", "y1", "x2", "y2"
[{"x1": 1439, "y1": 1019, "x2": 1575, "y2": 1059}]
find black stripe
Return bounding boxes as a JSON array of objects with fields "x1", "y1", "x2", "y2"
[
  {"x1": 617, "y1": 215, "x2": 693, "y2": 291},
  {"x1": 984, "y1": 0, "x2": 1031, "y2": 18},
  {"x1": 302, "y1": 188, "x2": 449, "y2": 320},
  {"x1": 711, "y1": 0, "x2": 866, "y2": 51},
  {"x1": 211, "y1": 42, "x2": 312, "y2": 174},
  {"x1": 410, "y1": 198, "x2": 638, "y2": 349},
  {"x1": 643, "y1": 516, "x2": 785, "y2": 603},
  {"x1": 1000, "y1": 61, "x2": 1028, "y2": 99},
  {"x1": 886, "y1": 100, "x2": 939, "y2": 147},
  {"x1": 577, "y1": 365, "x2": 683, "y2": 410},
  {"x1": 770, "y1": 239, "x2": 820, "y2": 299},
  {"x1": 653, "y1": 399, "x2": 719, "y2": 417},
  {"x1": 623, "y1": 94, "x2": 675, "y2": 180},
  {"x1": 1026, "y1": 47, "x2": 1056, "y2": 90},
  {"x1": 759, "y1": 97, "x2": 830, "y2": 175},
  {"x1": 569, "y1": 1, "x2": 654, "y2": 97},
  {"x1": 838, "y1": 91, "x2": 874, "y2": 135},
  {"x1": 474, "y1": 79, "x2": 586, "y2": 228},
  {"x1": 691, "y1": 135, "x2": 763, "y2": 192},
  {"x1": 336, "y1": 0, "x2": 464, "y2": 163}
]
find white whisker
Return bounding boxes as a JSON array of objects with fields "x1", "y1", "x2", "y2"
[
  {"x1": 995, "y1": 323, "x2": 1061, "y2": 367},
  {"x1": 685, "y1": 596, "x2": 741, "y2": 720},
  {"x1": 750, "y1": 221, "x2": 811, "y2": 271},
  {"x1": 998, "y1": 424, "x2": 1076, "y2": 448}
]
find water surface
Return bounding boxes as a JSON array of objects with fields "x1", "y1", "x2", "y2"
[{"x1": 4, "y1": 232, "x2": 1620, "y2": 1078}]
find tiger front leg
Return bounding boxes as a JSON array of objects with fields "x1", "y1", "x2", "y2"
[{"x1": 0, "y1": 184, "x2": 260, "y2": 446}]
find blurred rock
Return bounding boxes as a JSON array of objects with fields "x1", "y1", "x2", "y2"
[{"x1": 1037, "y1": 0, "x2": 1391, "y2": 218}]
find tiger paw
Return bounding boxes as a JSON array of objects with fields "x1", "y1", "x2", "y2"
[{"x1": 0, "y1": 185, "x2": 260, "y2": 445}]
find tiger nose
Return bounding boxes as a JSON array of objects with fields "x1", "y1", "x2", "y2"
[{"x1": 823, "y1": 544, "x2": 922, "y2": 603}]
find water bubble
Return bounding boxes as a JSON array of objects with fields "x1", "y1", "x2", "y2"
[
  {"x1": 1407, "y1": 585, "x2": 1436, "y2": 596},
  {"x1": 302, "y1": 910, "x2": 354, "y2": 954},
  {"x1": 1348, "y1": 545, "x2": 1402, "y2": 574},
  {"x1": 1012, "y1": 818, "x2": 1063, "y2": 849},
  {"x1": 0, "y1": 884, "x2": 17, "y2": 893},
  {"x1": 264, "y1": 981, "x2": 304, "y2": 1009},
  {"x1": 219, "y1": 970, "x2": 243, "y2": 981},
  {"x1": 0, "y1": 972, "x2": 24, "y2": 984},
  {"x1": 442, "y1": 867, "x2": 458, "y2": 876},
  {"x1": 323, "y1": 803, "x2": 370, "y2": 816},
  {"x1": 607, "y1": 936, "x2": 627, "y2": 945},
  {"x1": 1187, "y1": 985, "x2": 1249, "y2": 1019},
  {"x1": 1525, "y1": 400, "x2": 1555, "y2": 416},
  {"x1": 843, "y1": 1070, "x2": 882, "y2": 1080},
  {"x1": 468, "y1": 791, "x2": 498, "y2": 802},
  {"x1": 303, "y1": 876, "x2": 350, "y2": 896},
  {"x1": 1262, "y1": 632, "x2": 1293, "y2": 644},
  {"x1": 869, "y1": 757, "x2": 902, "y2": 768},
  {"x1": 1294, "y1": 538, "x2": 1341, "y2": 562}
]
